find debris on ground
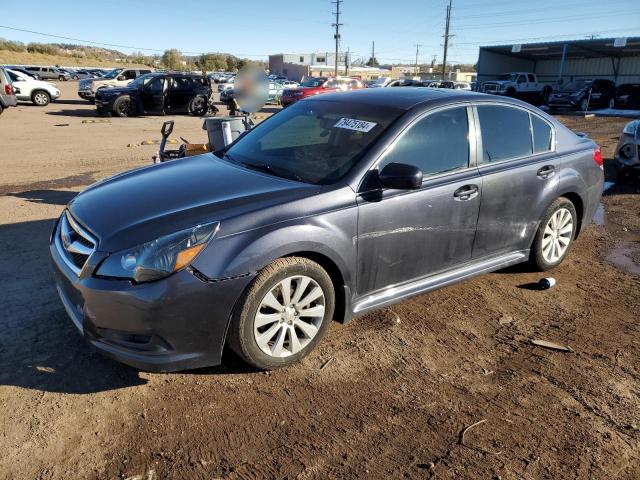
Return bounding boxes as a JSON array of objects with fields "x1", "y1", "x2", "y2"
[
  {"x1": 530, "y1": 339, "x2": 574, "y2": 352},
  {"x1": 538, "y1": 278, "x2": 556, "y2": 290},
  {"x1": 81, "y1": 119, "x2": 111, "y2": 124},
  {"x1": 499, "y1": 315, "x2": 513, "y2": 325},
  {"x1": 459, "y1": 419, "x2": 502, "y2": 455},
  {"x1": 320, "y1": 357, "x2": 335, "y2": 370}
]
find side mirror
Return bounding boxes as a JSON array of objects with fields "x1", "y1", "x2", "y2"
[{"x1": 379, "y1": 162, "x2": 423, "y2": 190}]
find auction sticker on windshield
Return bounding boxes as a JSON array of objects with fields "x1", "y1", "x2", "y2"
[{"x1": 333, "y1": 118, "x2": 377, "y2": 133}]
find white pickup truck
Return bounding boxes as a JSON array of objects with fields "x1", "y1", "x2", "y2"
[{"x1": 480, "y1": 72, "x2": 552, "y2": 104}]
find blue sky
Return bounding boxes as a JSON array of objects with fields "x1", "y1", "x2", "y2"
[{"x1": 1, "y1": 0, "x2": 638, "y2": 64}]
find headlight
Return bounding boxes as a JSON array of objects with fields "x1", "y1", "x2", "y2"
[
  {"x1": 622, "y1": 120, "x2": 639, "y2": 136},
  {"x1": 96, "y1": 222, "x2": 219, "y2": 282}
]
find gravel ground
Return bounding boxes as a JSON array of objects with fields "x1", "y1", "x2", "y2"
[{"x1": 0, "y1": 83, "x2": 638, "y2": 480}]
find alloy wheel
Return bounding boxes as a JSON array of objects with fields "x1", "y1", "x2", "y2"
[
  {"x1": 541, "y1": 207, "x2": 574, "y2": 264},
  {"x1": 253, "y1": 275, "x2": 326, "y2": 358},
  {"x1": 117, "y1": 100, "x2": 131, "y2": 116},
  {"x1": 34, "y1": 92, "x2": 48, "y2": 105}
]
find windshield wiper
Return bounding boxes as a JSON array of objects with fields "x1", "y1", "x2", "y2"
[{"x1": 241, "y1": 161, "x2": 304, "y2": 183}]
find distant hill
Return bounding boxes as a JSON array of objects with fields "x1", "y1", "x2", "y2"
[{"x1": 0, "y1": 38, "x2": 155, "y2": 67}]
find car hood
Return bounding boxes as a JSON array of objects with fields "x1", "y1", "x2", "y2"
[
  {"x1": 96, "y1": 86, "x2": 136, "y2": 96},
  {"x1": 68, "y1": 154, "x2": 314, "y2": 252}
]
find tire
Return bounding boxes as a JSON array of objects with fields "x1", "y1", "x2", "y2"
[
  {"x1": 228, "y1": 257, "x2": 336, "y2": 370},
  {"x1": 188, "y1": 95, "x2": 207, "y2": 116},
  {"x1": 580, "y1": 98, "x2": 589, "y2": 111},
  {"x1": 0, "y1": 104, "x2": 3, "y2": 116},
  {"x1": 608, "y1": 98, "x2": 615, "y2": 109},
  {"x1": 531, "y1": 197, "x2": 577, "y2": 271},
  {"x1": 112, "y1": 95, "x2": 135, "y2": 117},
  {"x1": 58, "y1": 75, "x2": 65, "y2": 81},
  {"x1": 31, "y1": 90, "x2": 50, "y2": 106},
  {"x1": 506, "y1": 87, "x2": 516, "y2": 97}
]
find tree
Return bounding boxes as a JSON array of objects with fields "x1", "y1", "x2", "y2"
[
  {"x1": 162, "y1": 49, "x2": 183, "y2": 70},
  {"x1": 365, "y1": 56, "x2": 379, "y2": 66}
]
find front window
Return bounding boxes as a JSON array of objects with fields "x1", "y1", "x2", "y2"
[
  {"x1": 222, "y1": 100, "x2": 403, "y2": 185},
  {"x1": 102, "y1": 68, "x2": 124, "y2": 80},
  {"x1": 128, "y1": 73, "x2": 157, "y2": 89}
]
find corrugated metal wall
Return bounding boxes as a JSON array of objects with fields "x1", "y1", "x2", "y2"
[{"x1": 478, "y1": 47, "x2": 640, "y2": 85}]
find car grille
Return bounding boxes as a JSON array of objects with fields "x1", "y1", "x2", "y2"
[
  {"x1": 55, "y1": 211, "x2": 97, "y2": 275},
  {"x1": 483, "y1": 84, "x2": 498, "y2": 92}
]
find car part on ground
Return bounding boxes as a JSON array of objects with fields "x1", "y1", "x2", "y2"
[{"x1": 50, "y1": 88, "x2": 604, "y2": 371}]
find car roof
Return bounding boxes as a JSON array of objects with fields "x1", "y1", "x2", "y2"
[{"x1": 309, "y1": 87, "x2": 497, "y2": 110}]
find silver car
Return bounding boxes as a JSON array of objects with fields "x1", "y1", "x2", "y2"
[
  {"x1": 615, "y1": 119, "x2": 640, "y2": 179},
  {"x1": 0, "y1": 67, "x2": 18, "y2": 115}
]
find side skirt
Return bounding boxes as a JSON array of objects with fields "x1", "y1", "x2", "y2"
[{"x1": 352, "y1": 250, "x2": 530, "y2": 315}]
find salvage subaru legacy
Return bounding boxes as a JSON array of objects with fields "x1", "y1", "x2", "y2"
[{"x1": 50, "y1": 88, "x2": 604, "y2": 371}]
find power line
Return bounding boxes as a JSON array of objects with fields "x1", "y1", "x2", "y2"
[{"x1": 332, "y1": 0, "x2": 343, "y2": 77}]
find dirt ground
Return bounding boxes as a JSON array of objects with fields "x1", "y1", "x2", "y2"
[{"x1": 0, "y1": 82, "x2": 638, "y2": 480}]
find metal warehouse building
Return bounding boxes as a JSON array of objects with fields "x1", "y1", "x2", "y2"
[{"x1": 477, "y1": 37, "x2": 640, "y2": 86}]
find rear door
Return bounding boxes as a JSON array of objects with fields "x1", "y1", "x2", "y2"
[
  {"x1": 472, "y1": 103, "x2": 557, "y2": 259},
  {"x1": 356, "y1": 105, "x2": 481, "y2": 295},
  {"x1": 139, "y1": 76, "x2": 166, "y2": 114}
]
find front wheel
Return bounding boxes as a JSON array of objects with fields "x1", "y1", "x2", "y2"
[
  {"x1": 228, "y1": 257, "x2": 335, "y2": 369},
  {"x1": 32, "y1": 90, "x2": 50, "y2": 106},
  {"x1": 112, "y1": 95, "x2": 135, "y2": 117},
  {"x1": 531, "y1": 198, "x2": 577, "y2": 271}
]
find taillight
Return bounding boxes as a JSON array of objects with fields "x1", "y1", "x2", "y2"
[
  {"x1": 593, "y1": 145, "x2": 603, "y2": 169},
  {"x1": 4, "y1": 84, "x2": 11, "y2": 95}
]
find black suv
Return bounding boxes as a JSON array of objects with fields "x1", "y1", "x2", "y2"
[
  {"x1": 547, "y1": 79, "x2": 616, "y2": 111},
  {"x1": 95, "y1": 72, "x2": 212, "y2": 117}
]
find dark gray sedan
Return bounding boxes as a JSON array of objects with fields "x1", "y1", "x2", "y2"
[{"x1": 50, "y1": 88, "x2": 604, "y2": 371}]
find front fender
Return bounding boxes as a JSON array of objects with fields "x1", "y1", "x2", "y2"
[{"x1": 191, "y1": 211, "x2": 357, "y2": 289}]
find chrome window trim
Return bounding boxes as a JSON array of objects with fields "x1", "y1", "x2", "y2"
[{"x1": 370, "y1": 102, "x2": 477, "y2": 185}]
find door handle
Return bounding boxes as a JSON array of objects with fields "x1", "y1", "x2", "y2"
[
  {"x1": 453, "y1": 184, "x2": 479, "y2": 201},
  {"x1": 537, "y1": 165, "x2": 555, "y2": 179}
]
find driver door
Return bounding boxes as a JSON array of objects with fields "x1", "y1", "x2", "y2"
[
  {"x1": 356, "y1": 106, "x2": 481, "y2": 295},
  {"x1": 140, "y1": 76, "x2": 166, "y2": 114}
]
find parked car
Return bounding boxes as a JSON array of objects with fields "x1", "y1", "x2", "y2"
[
  {"x1": 481, "y1": 72, "x2": 552, "y2": 104},
  {"x1": 219, "y1": 87, "x2": 234, "y2": 103},
  {"x1": 5, "y1": 69, "x2": 60, "y2": 106},
  {"x1": 6, "y1": 66, "x2": 40, "y2": 80},
  {"x1": 217, "y1": 78, "x2": 235, "y2": 93},
  {"x1": 281, "y1": 76, "x2": 365, "y2": 106},
  {"x1": 615, "y1": 83, "x2": 640, "y2": 110},
  {"x1": 24, "y1": 66, "x2": 70, "y2": 81},
  {"x1": 454, "y1": 82, "x2": 472, "y2": 90},
  {"x1": 388, "y1": 79, "x2": 424, "y2": 87},
  {"x1": 547, "y1": 79, "x2": 616, "y2": 111},
  {"x1": 74, "y1": 69, "x2": 98, "y2": 80},
  {"x1": 94, "y1": 72, "x2": 211, "y2": 117},
  {"x1": 78, "y1": 67, "x2": 153, "y2": 101},
  {"x1": 50, "y1": 88, "x2": 603, "y2": 372},
  {"x1": 281, "y1": 80, "x2": 299, "y2": 89},
  {"x1": 368, "y1": 77, "x2": 393, "y2": 88},
  {"x1": 423, "y1": 81, "x2": 441, "y2": 88},
  {"x1": 0, "y1": 67, "x2": 18, "y2": 115},
  {"x1": 614, "y1": 119, "x2": 640, "y2": 179}
]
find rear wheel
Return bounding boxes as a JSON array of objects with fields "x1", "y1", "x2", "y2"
[
  {"x1": 113, "y1": 96, "x2": 135, "y2": 117},
  {"x1": 228, "y1": 257, "x2": 335, "y2": 369},
  {"x1": 580, "y1": 98, "x2": 589, "y2": 111},
  {"x1": 188, "y1": 95, "x2": 207, "y2": 116},
  {"x1": 531, "y1": 198, "x2": 577, "y2": 271},
  {"x1": 32, "y1": 90, "x2": 50, "y2": 106}
]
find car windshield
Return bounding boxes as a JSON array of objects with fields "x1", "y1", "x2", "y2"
[
  {"x1": 129, "y1": 73, "x2": 157, "y2": 89},
  {"x1": 222, "y1": 100, "x2": 404, "y2": 185},
  {"x1": 301, "y1": 78, "x2": 326, "y2": 87},
  {"x1": 563, "y1": 80, "x2": 592, "y2": 91},
  {"x1": 102, "y1": 68, "x2": 124, "y2": 80},
  {"x1": 498, "y1": 73, "x2": 519, "y2": 81}
]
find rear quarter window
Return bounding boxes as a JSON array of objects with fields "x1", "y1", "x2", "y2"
[
  {"x1": 531, "y1": 114, "x2": 553, "y2": 153},
  {"x1": 477, "y1": 105, "x2": 533, "y2": 163}
]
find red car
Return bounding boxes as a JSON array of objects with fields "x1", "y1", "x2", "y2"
[{"x1": 281, "y1": 76, "x2": 365, "y2": 106}]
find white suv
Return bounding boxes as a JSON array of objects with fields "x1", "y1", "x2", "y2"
[
  {"x1": 6, "y1": 69, "x2": 60, "y2": 106},
  {"x1": 78, "y1": 67, "x2": 153, "y2": 101}
]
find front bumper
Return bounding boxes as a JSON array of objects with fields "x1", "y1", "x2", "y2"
[
  {"x1": 281, "y1": 95, "x2": 302, "y2": 106},
  {"x1": 547, "y1": 96, "x2": 580, "y2": 108},
  {"x1": 50, "y1": 219, "x2": 254, "y2": 372},
  {"x1": 78, "y1": 91, "x2": 94, "y2": 100}
]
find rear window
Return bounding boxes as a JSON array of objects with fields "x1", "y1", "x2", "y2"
[
  {"x1": 477, "y1": 105, "x2": 532, "y2": 162},
  {"x1": 531, "y1": 114, "x2": 553, "y2": 153}
]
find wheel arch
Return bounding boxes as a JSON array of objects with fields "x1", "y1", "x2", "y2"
[{"x1": 557, "y1": 191, "x2": 584, "y2": 238}]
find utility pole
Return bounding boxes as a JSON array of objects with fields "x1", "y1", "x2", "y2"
[
  {"x1": 371, "y1": 40, "x2": 375, "y2": 65},
  {"x1": 442, "y1": 0, "x2": 453, "y2": 81},
  {"x1": 414, "y1": 44, "x2": 423, "y2": 77},
  {"x1": 332, "y1": 0, "x2": 343, "y2": 77},
  {"x1": 346, "y1": 47, "x2": 350, "y2": 76}
]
